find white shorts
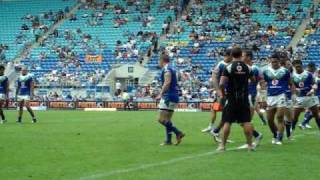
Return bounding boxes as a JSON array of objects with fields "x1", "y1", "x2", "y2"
[
  {"x1": 294, "y1": 96, "x2": 319, "y2": 108},
  {"x1": 158, "y1": 98, "x2": 177, "y2": 111},
  {"x1": 0, "y1": 93, "x2": 6, "y2": 100},
  {"x1": 286, "y1": 99, "x2": 293, "y2": 109},
  {"x1": 249, "y1": 94, "x2": 256, "y2": 108},
  {"x1": 17, "y1": 95, "x2": 30, "y2": 101},
  {"x1": 267, "y1": 93, "x2": 287, "y2": 109},
  {"x1": 257, "y1": 91, "x2": 267, "y2": 102}
]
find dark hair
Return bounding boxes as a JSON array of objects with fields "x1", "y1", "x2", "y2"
[
  {"x1": 224, "y1": 48, "x2": 232, "y2": 56},
  {"x1": 243, "y1": 49, "x2": 253, "y2": 60},
  {"x1": 292, "y1": 60, "x2": 302, "y2": 66},
  {"x1": 231, "y1": 47, "x2": 242, "y2": 58},
  {"x1": 307, "y1": 62, "x2": 316, "y2": 69},
  {"x1": 270, "y1": 52, "x2": 281, "y2": 59},
  {"x1": 161, "y1": 54, "x2": 170, "y2": 62},
  {"x1": 0, "y1": 65, "x2": 5, "y2": 70}
]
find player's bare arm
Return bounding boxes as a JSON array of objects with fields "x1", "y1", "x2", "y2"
[
  {"x1": 211, "y1": 68, "x2": 219, "y2": 89},
  {"x1": 307, "y1": 77, "x2": 317, "y2": 96},
  {"x1": 219, "y1": 75, "x2": 228, "y2": 99},
  {"x1": 159, "y1": 71, "x2": 172, "y2": 97},
  {"x1": 289, "y1": 78, "x2": 297, "y2": 98}
]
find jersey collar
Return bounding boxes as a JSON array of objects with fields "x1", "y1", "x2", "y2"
[{"x1": 163, "y1": 63, "x2": 169, "y2": 70}]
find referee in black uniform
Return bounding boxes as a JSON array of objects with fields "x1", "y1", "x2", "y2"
[{"x1": 217, "y1": 47, "x2": 255, "y2": 151}]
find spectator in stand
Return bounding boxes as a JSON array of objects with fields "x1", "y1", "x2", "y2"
[{"x1": 115, "y1": 80, "x2": 122, "y2": 96}]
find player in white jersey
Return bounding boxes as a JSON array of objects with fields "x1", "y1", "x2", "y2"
[{"x1": 202, "y1": 49, "x2": 232, "y2": 134}]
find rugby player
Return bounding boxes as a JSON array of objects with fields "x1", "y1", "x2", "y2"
[
  {"x1": 291, "y1": 60, "x2": 320, "y2": 132},
  {"x1": 299, "y1": 62, "x2": 317, "y2": 129},
  {"x1": 156, "y1": 54, "x2": 185, "y2": 146},
  {"x1": 0, "y1": 65, "x2": 9, "y2": 124},
  {"x1": 202, "y1": 49, "x2": 232, "y2": 134},
  {"x1": 217, "y1": 47, "x2": 256, "y2": 151},
  {"x1": 16, "y1": 67, "x2": 37, "y2": 123},
  {"x1": 262, "y1": 53, "x2": 293, "y2": 145}
]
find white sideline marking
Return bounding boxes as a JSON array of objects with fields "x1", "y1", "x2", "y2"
[
  {"x1": 80, "y1": 147, "x2": 239, "y2": 180},
  {"x1": 80, "y1": 131, "x2": 318, "y2": 180}
]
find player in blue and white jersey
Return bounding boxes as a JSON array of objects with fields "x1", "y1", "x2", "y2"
[
  {"x1": 280, "y1": 57, "x2": 294, "y2": 139},
  {"x1": 16, "y1": 67, "x2": 37, "y2": 123},
  {"x1": 316, "y1": 69, "x2": 320, "y2": 106},
  {"x1": 299, "y1": 63, "x2": 317, "y2": 129},
  {"x1": 243, "y1": 50, "x2": 267, "y2": 126},
  {"x1": 156, "y1": 54, "x2": 184, "y2": 146},
  {"x1": 262, "y1": 53, "x2": 294, "y2": 145},
  {"x1": 291, "y1": 60, "x2": 320, "y2": 132},
  {"x1": 0, "y1": 65, "x2": 9, "y2": 124}
]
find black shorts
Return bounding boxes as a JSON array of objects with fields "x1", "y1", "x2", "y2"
[{"x1": 222, "y1": 100, "x2": 251, "y2": 124}]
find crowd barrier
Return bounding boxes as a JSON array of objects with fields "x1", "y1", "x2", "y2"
[{"x1": 4, "y1": 101, "x2": 215, "y2": 111}]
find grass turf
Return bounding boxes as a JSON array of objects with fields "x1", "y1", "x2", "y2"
[{"x1": 0, "y1": 110, "x2": 319, "y2": 180}]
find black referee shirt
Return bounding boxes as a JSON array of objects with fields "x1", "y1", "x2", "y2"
[{"x1": 222, "y1": 60, "x2": 253, "y2": 103}]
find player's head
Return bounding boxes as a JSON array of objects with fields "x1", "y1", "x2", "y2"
[
  {"x1": 159, "y1": 53, "x2": 170, "y2": 68},
  {"x1": 284, "y1": 60, "x2": 293, "y2": 72},
  {"x1": 231, "y1": 47, "x2": 242, "y2": 60},
  {"x1": 278, "y1": 53, "x2": 293, "y2": 71},
  {"x1": 21, "y1": 66, "x2": 28, "y2": 75},
  {"x1": 292, "y1": 60, "x2": 303, "y2": 74},
  {"x1": 270, "y1": 53, "x2": 281, "y2": 69},
  {"x1": 279, "y1": 51, "x2": 289, "y2": 66},
  {"x1": 0, "y1": 65, "x2": 5, "y2": 75},
  {"x1": 223, "y1": 48, "x2": 232, "y2": 63},
  {"x1": 242, "y1": 49, "x2": 253, "y2": 65},
  {"x1": 306, "y1": 62, "x2": 316, "y2": 73}
]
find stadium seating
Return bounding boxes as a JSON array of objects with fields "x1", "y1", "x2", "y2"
[
  {"x1": 0, "y1": 0, "x2": 317, "y2": 100},
  {"x1": 0, "y1": 0, "x2": 76, "y2": 60},
  {"x1": 302, "y1": 8, "x2": 320, "y2": 66},
  {"x1": 147, "y1": 0, "x2": 312, "y2": 83},
  {"x1": 19, "y1": 0, "x2": 176, "y2": 87}
]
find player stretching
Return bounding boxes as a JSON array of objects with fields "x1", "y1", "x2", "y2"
[
  {"x1": 262, "y1": 53, "x2": 293, "y2": 145},
  {"x1": 0, "y1": 65, "x2": 9, "y2": 124},
  {"x1": 156, "y1": 54, "x2": 184, "y2": 146},
  {"x1": 291, "y1": 60, "x2": 320, "y2": 133},
  {"x1": 202, "y1": 49, "x2": 232, "y2": 134},
  {"x1": 217, "y1": 47, "x2": 255, "y2": 151},
  {"x1": 16, "y1": 67, "x2": 37, "y2": 123}
]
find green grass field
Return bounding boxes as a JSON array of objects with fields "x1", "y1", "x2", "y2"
[{"x1": 0, "y1": 110, "x2": 319, "y2": 180}]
